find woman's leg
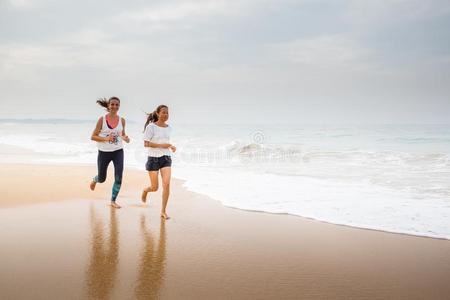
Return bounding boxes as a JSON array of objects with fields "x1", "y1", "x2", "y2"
[
  {"x1": 141, "y1": 171, "x2": 159, "y2": 203},
  {"x1": 91, "y1": 150, "x2": 112, "y2": 191},
  {"x1": 160, "y1": 167, "x2": 171, "y2": 219},
  {"x1": 111, "y1": 149, "x2": 124, "y2": 208}
]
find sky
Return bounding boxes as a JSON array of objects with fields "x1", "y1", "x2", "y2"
[{"x1": 0, "y1": 0, "x2": 449, "y2": 124}]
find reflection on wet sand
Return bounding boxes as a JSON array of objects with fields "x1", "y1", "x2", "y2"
[
  {"x1": 85, "y1": 206, "x2": 119, "y2": 299},
  {"x1": 135, "y1": 215, "x2": 167, "y2": 299}
]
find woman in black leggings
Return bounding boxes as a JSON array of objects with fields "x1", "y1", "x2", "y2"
[{"x1": 90, "y1": 97, "x2": 130, "y2": 209}]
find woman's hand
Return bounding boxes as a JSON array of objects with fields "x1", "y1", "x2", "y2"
[
  {"x1": 121, "y1": 134, "x2": 130, "y2": 143},
  {"x1": 169, "y1": 145, "x2": 177, "y2": 153},
  {"x1": 103, "y1": 135, "x2": 115, "y2": 142}
]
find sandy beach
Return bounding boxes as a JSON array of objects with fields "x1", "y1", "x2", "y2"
[{"x1": 1, "y1": 164, "x2": 450, "y2": 300}]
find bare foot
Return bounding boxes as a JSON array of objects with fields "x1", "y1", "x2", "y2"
[
  {"x1": 160, "y1": 212, "x2": 170, "y2": 220},
  {"x1": 141, "y1": 189, "x2": 148, "y2": 203},
  {"x1": 111, "y1": 202, "x2": 121, "y2": 209},
  {"x1": 90, "y1": 180, "x2": 96, "y2": 191}
]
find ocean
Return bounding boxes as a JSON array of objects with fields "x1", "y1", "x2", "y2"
[{"x1": 1, "y1": 119, "x2": 449, "y2": 239}]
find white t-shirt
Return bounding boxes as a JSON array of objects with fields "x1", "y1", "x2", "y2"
[{"x1": 143, "y1": 123, "x2": 172, "y2": 157}]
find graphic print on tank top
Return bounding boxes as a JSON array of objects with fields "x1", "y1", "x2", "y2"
[{"x1": 109, "y1": 132, "x2": 119, "y2": 145}]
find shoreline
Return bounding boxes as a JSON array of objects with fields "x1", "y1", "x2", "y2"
[
  {"x1": 221, "y1": 205, "x2": 450, "y2": 241},
  {"x1": 0, "y1": 162, "x2": 448, "y2": 241}
]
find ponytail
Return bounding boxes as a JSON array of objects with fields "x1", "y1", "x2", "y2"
[
  {"x1": 96, "y1": 98, "x2": 109, "y2": 111},
  {"x1": 143, "y1": 104, "x2": 168, "y2": 131},
  {"x1": 144, "y1": 111, "x2": 158, "y2": 131},
  {"x1": 96, "y1": 96, "x2": 120, "y2": 112}
]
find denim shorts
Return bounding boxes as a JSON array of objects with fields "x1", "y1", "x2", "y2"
[{"x1": 145, "y1": 155, "x2": 172, "y2": 171}]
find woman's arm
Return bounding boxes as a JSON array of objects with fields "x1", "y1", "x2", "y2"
[
  {"x1": 121, "y1": 118, "x2": 130, "y2": 143},
  {"x1": 144, "y1": 141, "x2": 172, "y2": 148},
  {"x1": 91, "y1": 117, "x2": 111, "y2": 142}
]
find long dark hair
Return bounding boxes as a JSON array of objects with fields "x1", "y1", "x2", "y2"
[
  {"x1": 96, "y1": 97, "x2": 120, "y2": 111},
  {"x1": 144, "y1": 104, "x2": 168, "y2": 131}
]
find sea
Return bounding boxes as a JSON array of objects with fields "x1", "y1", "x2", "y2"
[{"x1": 1, "y1": 119, "x2": 449, "y2": 239}]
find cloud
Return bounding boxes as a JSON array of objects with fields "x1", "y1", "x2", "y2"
[
  {"x1": 118, "y1": 1, "x2": 233, "y2": 23},
  {"x1": 345, "y1": 0, "x2": 450, "y2": 28},
  {"x1": 270, "y1": 34, "x2": 372, "y2": 69},
  {"x1": 112, "y1": 0, "x2": 277, "y2": 27},
  {"x1": 5, "y1": 0, "x2": 35, "y2": 9},
  {"x1": 0, "y1": 33, "x2": 137, "y2": 84}
]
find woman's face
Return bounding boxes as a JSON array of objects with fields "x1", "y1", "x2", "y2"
[
  {"x1": 157, "y1": 107, "x2": 169, "y2": 122},
  {"x1": 108, "y1": 99, "x2": 120, "y2": 113}
]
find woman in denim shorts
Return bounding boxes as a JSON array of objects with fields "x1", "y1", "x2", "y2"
[{"x1": 142, "y1": 105, "x2": 176, "y2": 219}]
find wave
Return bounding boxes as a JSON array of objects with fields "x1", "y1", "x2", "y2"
[
  {"x1": 176, "y1": 139, "x2": 450, "y2": 169},
  {"x1": 378, "y1": 137, "x2": 450, "y2": 143},
  {"x1": 0, "y1": 118, "x2": 94, "y2": 124},
  {"x1": 0, "y1": 135, "x2": 95, "y2": 156}
]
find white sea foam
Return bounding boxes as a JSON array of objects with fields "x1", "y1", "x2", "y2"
[{"x1": 173, "y1": 167, "x2": 450, "y2": 239}]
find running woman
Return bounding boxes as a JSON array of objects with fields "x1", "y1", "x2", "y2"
[
  {"x1": 90, "y1": 97, "x2": 130, "y2": 209},
  {"x1": 141, "y1": 105, "x2": 176, "y2": 219}
]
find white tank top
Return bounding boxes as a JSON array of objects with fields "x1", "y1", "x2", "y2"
[{"x1": 97, "y1": 114, "x2": 123, "y2": 152}]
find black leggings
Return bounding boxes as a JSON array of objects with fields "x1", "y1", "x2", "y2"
[{"x1": 93, "y1": 149, "x2": 124, "y2": 201}]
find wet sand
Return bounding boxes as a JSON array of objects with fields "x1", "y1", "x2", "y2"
[{"x1": 1, "y1": 164, "x2": 450, "y2": 299}]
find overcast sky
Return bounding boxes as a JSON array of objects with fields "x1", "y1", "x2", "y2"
[{"x1": 0, "y1": 0, "x2": 449, "y2": 124}]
